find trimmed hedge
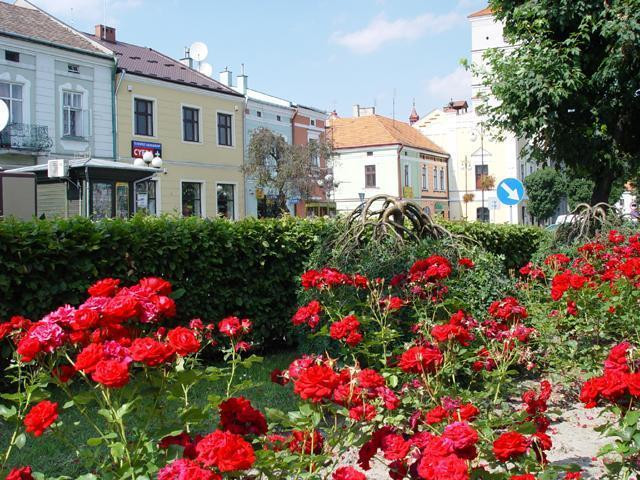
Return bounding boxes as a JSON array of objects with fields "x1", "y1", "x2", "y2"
[
  {"x1": 0, "y1": 215, "x2": 325, "y2": 347},
  {"x1": 442, "y1": 220, "x2": 551, "y2": 271}
]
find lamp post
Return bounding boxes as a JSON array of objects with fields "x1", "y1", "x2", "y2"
[
  {"x1": 461, "y1": 155, "x2": 473, "y2": 219},
  {"x1": 470, "y1": 124, "x2": 485, "y2": 221}
]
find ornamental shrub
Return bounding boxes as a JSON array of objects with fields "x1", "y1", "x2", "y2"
[{"x1": 0, "y1": 215, "x2": 325, "y2": 349}]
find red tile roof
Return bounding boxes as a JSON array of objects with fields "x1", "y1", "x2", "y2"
[
  {"x1": 88, "y1": 34, "x2": 242, "y2": 97},
  {"x1": 0, "y1": 1, "x2": 108, "y2": 55},
  {"x1": 328, "y1": 115, "x2": 447, "y2": 154},
  {"x1": 468, "y1": 7, "x2": 493, "y2": 18}
]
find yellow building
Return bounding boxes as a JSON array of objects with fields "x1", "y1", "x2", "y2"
[{"x1": 91, "y1": 26, "x2": 245, "y2": 219}]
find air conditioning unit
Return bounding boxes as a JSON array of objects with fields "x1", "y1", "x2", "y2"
[{"x1": 47, "y1": 159, "x2": 68, "y2": 178}]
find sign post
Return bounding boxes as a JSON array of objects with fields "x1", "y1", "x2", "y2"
[{"x1": 496, "y1": 177, "x2": 524, "y2": 224}]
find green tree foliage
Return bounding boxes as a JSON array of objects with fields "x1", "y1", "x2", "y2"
[
  {"x1": 244, "y1": 128, "x2": 333, "y2": 216},
  {"x1": 523, "y1": 168, "x2": 567, "y2": 221},
  {"x1": 477, "y1": 0, "x2": 640, "y2": 204}
]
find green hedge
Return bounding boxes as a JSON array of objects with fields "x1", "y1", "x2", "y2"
[
  {"x1": 441, "y1": 220, "x2": 551, "y2": 271},
  {"x1": 0, "y1": 215, "x2": 325, "y2": 347}
]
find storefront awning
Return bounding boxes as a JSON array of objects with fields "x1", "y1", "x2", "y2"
[{"x1": 8, "y1": 158, "x2": 159, "y2": 182}]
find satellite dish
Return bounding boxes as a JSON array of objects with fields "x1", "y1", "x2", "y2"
[
  {"x1": 198, "y1": 62, "x2": 213, "y2": 77},
  {"x1": 0, "y1": 101, "x2": 8, "y2": 131},
  {"x1": 189, "y1": 42, "x2": 208, "y2": 61}
]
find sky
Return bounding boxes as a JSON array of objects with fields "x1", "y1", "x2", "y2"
[{"x1": 29, "y1": 0, "x2": 486, "y2": 120}]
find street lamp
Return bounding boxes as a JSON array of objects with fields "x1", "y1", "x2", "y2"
[{"x1": 470, "y1": 125, "x2": 486, "y2": 221}]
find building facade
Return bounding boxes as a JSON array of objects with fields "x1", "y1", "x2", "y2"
[
  {"x1": 329, "y1": 109, "x2": 449, "y2": 216},
  {"x1": 90, "y1": 26, "x2": 246, "y2": 219},
  {"x1": 414, "y1": 7, "x2": 538, "y2": 224},
  {"x1": 0, "y1": 0, "x2": 115, "y2": 169},
  {"x1": 218, "y1": 69, "x2": 330, "y2": 217}
]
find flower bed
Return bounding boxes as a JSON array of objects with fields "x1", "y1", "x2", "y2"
[{"x1": 4, "y1": 228, "x2": 640, "y2": 479}]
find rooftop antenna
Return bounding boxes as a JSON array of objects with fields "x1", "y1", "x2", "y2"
[
  {"x1": 103, "y1": 0, "x2": 106, "y2": 26},
  {"x1": 189, "y1": 41, "x2": 208, "y2": 71},
  {"x1": 392, "y1": 88, "x2": 396, "y2": 125}
]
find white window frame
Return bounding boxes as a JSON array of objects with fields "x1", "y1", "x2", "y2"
[
  {"x1": 216, "y1": 110, "x2": 235, "y2": 148},
  {"x1": 439, "y1": 168, "x2": 445, "y2": 192},
  {"x1": 215, "y1": 181, "x2": 238, "y2": 220},
  {"x1": 0, "y1": 81, "x2": 23, "y2": 124},
  {"x1": 132, "y1": 95, "x2": 157, "y2": 139},
  {"x1": 421, "y1": 164, "x2": 428, "y2": 191},
  {"x1": 181, "y1": 104, "x2": 203, "y2": 144},
  {"x1": 62, "y1": 90, "x2": 84, "y2": 137},
  {"x1": 404, "y1": 164, "x2": 410, "y2": 187},
  {"x1": 180, "y1": 180, "x2": 205, "y2": 217}
]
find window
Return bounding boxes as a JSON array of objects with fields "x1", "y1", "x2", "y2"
[
  {"x1": 134, "y1": 98, "x2": 154, "y2": 136},
  {"x1": 439, "y1": 169, "x2": 445, "y2": 191},
  {"x1": 181, "y1": 182, "x2": 202, "y2": 217},
  {"x1": 5, "y1": 51, "x2": 19, "y2": 62},
  {"x1": 276, "y1": 115, "x2": 281, "y2": 121},
  {"x1": 63, "y1": 91, "x2": 83, "y2": 137},
  {"x1": 68, "y1": 64, "x2": 79, "y2": 74},
  {"x1": 404, "y1": 164, "x2": 409, "y2": 187},
  {"x1": 476, "y1": 207, "x2": 490, "y2": 223},
  {"x1": 0, "y1": 82, "x2": 23, "y2": 123},
  {"x1": 421, "y1": 165, "x2": 428, "y2": 190},
  {"x1": 310, "y1": 119, "x2": 315, "y2": 126},
  {"x1": 92, "y1": 182, "x2": 113, "y2": 219},
  {"x1": 366, "y1": 151, "x2": 373, "y2": 156},
  {"x1": 135, "y1": 180, "x2": 157, "y2": 215},
  {"x1": 217, "y1": 112, "x2": 233, "y2": 146},
  {"x1": 365, "y1": 165, "x2": 376, "y2": 188},
  {"x1": 520, "y1": 164, "x2": 525, "y2": 180},
  {"x1": 434, "y1": 168, "x2": 438, "y2": 191},
  {"x1": 182, "y1": 107, "x2": 200, "y2": 142},
  {"x1": 256, "y1": 111, "x2": 262, "y2": 118},
  {"x1": 217, "y1": 184, "x2": 235, "y2": 219},
  {"x1": 475, "y1": 164, "x2": 488, "y2": 190}
]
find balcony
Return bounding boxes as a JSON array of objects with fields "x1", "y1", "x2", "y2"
[{"x1": 0, "y1": 123, "x2": 53, "y2": 152}]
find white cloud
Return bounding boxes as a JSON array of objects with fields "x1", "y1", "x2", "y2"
[
  {"x1": 426, "y1": 66, "x2": 472, "y2": 102},
  {"x1": 331, "y1": 11, "x2": 463, "y2": 54},
  {"x1": 31, "y1": 0, "x2": 142, "y2": 25}
]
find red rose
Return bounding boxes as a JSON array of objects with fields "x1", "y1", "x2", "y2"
[
  {"x1": 380, "y1": 434, "x2": 409, "y2": 461},
  {"x1": 138, "y1": 277, "x2": 172, "y2": 295},
  {"x1": 24, "y1": 400, "x2": 58, "y2": 437},
  {"x1": 493, "y1": 431, "x2": 529, "y2": 462},
  {"x1": 102, "y1": 295, "x2": 139, "y2": 323},
  {"x1": 130, "y1": 337, "x2": 174, "y2": 366},
  {"x1": 294, "y1": 364, "x2": 339, "y2": 403},
  {"x1": 196, "y1": 430, "x2": 255, "y2": 472},
  {"x1": 16, "y1": 337, "x2": 41, "y2": 363},
  {"x1": 510, "y1": 475, "x2": 537, "y2": 480},
  {"x1": 71, "y1": 309, "x2": 99, "y2": 331},
  {"x1": 218, "y1": 397, "x2": 267, "y2": 435},
  {"x1": 91, "y1": 360, "x2": 130, "y2": 388},
  {"x1": 88, "y1": 278, "x2": 120, "y2": 297},
  {"x1": 218, "y1": 316, "x2": 242, "y2": 336},
  {"x1": 289, "y1": 429, "x2": 324, "y2": 454},
  {"x1": 443, "y1": 422, "x2": 478, "y2": 452},
  {"x1": 52, "y1": 365, "x2": 76, "y2": 383},
  {"x1": 167, "y1": 327, "x2": 200, "y2": 356},
  {"x1": 358, "y1": 369, "x2": 385, "y2": 389},
  {"x1": 333, "y1": 466, "x2": 366, "y2": 480},
  {"x1": 74, "y1": 343, "x2": 105, "y2": 373},
  {"x1": 5, "y1": 466, "x2": 34, "y2": 480},
  {"x1": 270, "y1": 368, "x2": 289, "y2": 385},
  {"x1": 418, "y1": 453, "x2": 468, "y2": 480},
  {"x1": 458, "y1": 258, "x2": 475, "y2": 269},
  {"x1": 398, "y1": 345, "x2": 443, "y2": 374},
  {"x1": 157, "y1": 458, "x2": 218, "y2": 480}
]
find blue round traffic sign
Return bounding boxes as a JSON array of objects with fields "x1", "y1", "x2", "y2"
[{"x1": 496, "y1": 178, "x2": 524, "y2": 206}]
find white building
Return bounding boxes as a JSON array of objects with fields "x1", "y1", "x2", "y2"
[
  {"x1": 414, "y1": 7, "x2": 538, "y2": 224},
  {"x1": 329, "y1": 107, "x2": 450, "y2": 216}
]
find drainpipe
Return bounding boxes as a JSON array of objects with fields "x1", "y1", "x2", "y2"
[
  {"x1": 84, "y1": 165, "x2": 90, "y2": 217},
  {"x1": 113, "y1": 67, "x2": 126, "y2": 161}
]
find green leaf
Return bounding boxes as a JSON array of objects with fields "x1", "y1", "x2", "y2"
[
  {"x1": 87, "y1": 437, "x2": 103, "y2": 447},
  {"x1": 0, "y1": 404, "x2": 17, "y2": 419},
  {"x1": 15, "y1": 433, "x2": 26, "y2": 449}
]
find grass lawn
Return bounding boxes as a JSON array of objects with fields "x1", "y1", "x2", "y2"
[{"x1": 0, "y1": 350, "x2": 299, "y2": 477}]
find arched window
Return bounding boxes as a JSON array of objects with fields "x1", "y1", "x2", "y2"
[{"x1": 476, "y1": 207, "x2": 490, "y2": 223}]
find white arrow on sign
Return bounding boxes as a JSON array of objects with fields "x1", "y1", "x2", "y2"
[{"x1": 500, "y1": 183, "x2": 520, "y2": 201}]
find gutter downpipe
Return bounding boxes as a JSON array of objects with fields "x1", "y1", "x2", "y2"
[
  {"x1": 84, "y1": 165, "x2": 90, "y2": 218},
  {"x1": 114, "y1": 67, "x2": 126, "y2": 161},
  {"x1": 397, "y1": 145, "x2": 404, "y2": 200}
]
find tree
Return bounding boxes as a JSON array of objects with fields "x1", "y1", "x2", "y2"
[
  {"x1": 523, "y1": 168, "x2": 567, "y2": 221},
  {"x1": 475, "y1": 0, "x2": 640, "y2": 204},
  {"x1": 244, "y1": 128, "x2": 333, "y2": 216}
]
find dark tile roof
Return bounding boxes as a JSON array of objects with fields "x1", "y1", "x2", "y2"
[
  {"x1": 0, "y1": 1, "x2": 108, "y2": 55},
  {"x1": 88, "y1": 33, "x2": 243, "y2": 97}
]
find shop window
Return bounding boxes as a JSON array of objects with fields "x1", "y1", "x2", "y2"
[
  {"x1": 92, "y1": 182, "x2": 113, "y2": 219},
  {"x1": 217, "y1": 183, "x2": 235, "y2": 219},
  {"x1": 182, "y1": 182, "x2": 202, "y2": 217},
  {"x1": 135, "y1": 180, "x2": 156, "y2": 215}
]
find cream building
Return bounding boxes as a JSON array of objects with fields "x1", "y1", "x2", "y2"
[
  {"x1": 90, "y1": 25, "x2": 245, "y2": 219},
  {"x1": 414, "y1": 7, "x2": 538, "y2": 224}
]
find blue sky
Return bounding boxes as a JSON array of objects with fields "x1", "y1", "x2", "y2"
[{"x1": 32, "y1": 0, "x2": 486, "y2": 120}]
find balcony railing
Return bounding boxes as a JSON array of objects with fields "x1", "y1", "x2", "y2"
[{"x1": 0, "y1": 123, "x2": 53, "y2": 152}]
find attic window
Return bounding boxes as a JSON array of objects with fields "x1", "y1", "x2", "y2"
[
  {"x1": 180, "y1": 67, "x2": 186, "y2": 70},
  {"x1": 129, "y1": 56, "x2": 141, "y2": 60},
  {"x1": 68, "y1": 64, "x2": 79, "y2": 74},
  {"x1": 5, "y1": 50, "x2": 19, "y2": 62},
  {"x1": 147, "y1": 59, "x2": 158, "y2": 64},
  {"x1": 164, "y1": 63, "x2": 173, "y2": 67}
]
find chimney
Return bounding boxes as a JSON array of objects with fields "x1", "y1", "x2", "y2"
[
  {"x1": 180, "y1": 47, "x2": 193, "y2": 68},
  {"x1": 219, "y1": 68, "x2": 232, "y2": 87},
  {"x1": 95, "y1": 24, "x2": 116, "y2": 43},
  {"x1": 237, "y1": 64, "x2": 248, "y2": 95}
]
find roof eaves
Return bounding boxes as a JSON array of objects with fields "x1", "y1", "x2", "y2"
[
  {"x1": 123, "y1": 71, "x2": 244, "y2": 98},
  {"x1": 0, "y1": 29, "x2": 113, "y2": 59}
]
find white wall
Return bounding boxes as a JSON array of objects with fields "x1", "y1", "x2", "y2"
[{"x1": 332, "y1": 146, "x2": 399, "y2": 212}]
